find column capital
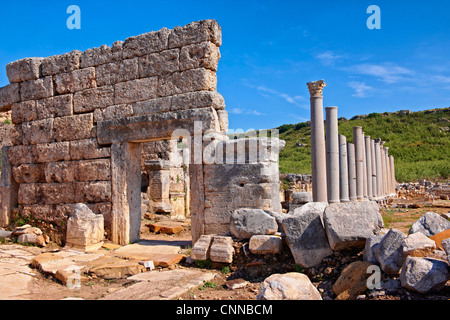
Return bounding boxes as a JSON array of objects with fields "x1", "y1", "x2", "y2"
[{"x1": 307, "y1": 80, "x2": 327, "y2": 97}]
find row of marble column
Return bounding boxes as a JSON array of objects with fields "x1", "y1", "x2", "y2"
[{"x1": 307, "y1": 80, "x2": 396, "y2": 203}]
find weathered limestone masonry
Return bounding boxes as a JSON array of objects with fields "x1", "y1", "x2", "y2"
[
  {"x1": 0, "y1": 19, "x2": 284, "y2": 246},
  {"x1": 307, "y1": 80, "x2": 397, "y2": 205}
]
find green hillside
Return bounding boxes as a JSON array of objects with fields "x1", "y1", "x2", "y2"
[{"x1": 277, "y1": 108, "x2": 450, "y2": 182}]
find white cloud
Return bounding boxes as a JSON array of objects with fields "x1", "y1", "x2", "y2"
[
  {"x1": 348, "y1": 81, "x2": 373, "y2": 98},
  {"x1": 346, "y1": 63, "x2": 413, "y2": 83},
  {"x1": 316, "y1": 51, "x2": 346, "y2": 66},
  {"x1": 253, "y1": 85, "x2": 307, "y2": 108},
  {"x1": 229, "y1": 108, "x2": 265, "y2": 116}
]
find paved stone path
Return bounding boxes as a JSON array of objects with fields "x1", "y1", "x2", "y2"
[
  {"x1": 0, "y1": 245, "x2": 41, "y2": 299},
  {"x1": 100, "y1": 269, "x2": 217, "y2": 300},
  {"x1": 0, "y1": 240, "x2": 215, "y2": 300}
]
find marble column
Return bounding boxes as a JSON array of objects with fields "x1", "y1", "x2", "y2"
[
  {"x1": 374, "y1": 139, "x2": 382, "y2": 198},
  {"x1": 307, "y1": 80, "x2": 328, "y2": 203},
  {"x1": 370, "y1": 139, "x2": 377, "y2": 198},
  {"x1": 347, "y1": 142, "x2": 357, "y2": 201},
  {"x1": 380, "y1": 141, "x2": 386, "y2": 197},
  {"x1": 339, "y1": 134, "x2": 350, "y2": 202},
  {"x1": 362, "y1": 132, "x2": 368, "y2": 199},
  {"x1": 390, "y1": 155, "x2": 396, "y2": 195},
  {"x1": 385, "y1": 147, "x2": 391, "y2": 195},
  {"x1": 353, "y1": 126, "x2": 364, "y2": 200},
  {"x1": 326, "y1": 106, "x2": 340, "y2": 203},
  {"x1": 365, "y1": 135, "x2": 373, "y2": 200}
]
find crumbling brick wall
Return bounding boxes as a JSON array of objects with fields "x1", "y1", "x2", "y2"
[{"x1": 0, "y1": 20, "x2": 226, "y2": 241}]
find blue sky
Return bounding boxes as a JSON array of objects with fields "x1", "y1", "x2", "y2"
[{"x1": 1, "y1": 1, "x2": 449, "y2": 131}]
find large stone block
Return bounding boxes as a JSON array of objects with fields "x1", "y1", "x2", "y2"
[
  {"x1": 190, "y1": 234, "x2": 213, "y2": 260},
  {"x1": 43, "y1": 161, "x2": 75, "y2": 183},
  {"x1": 157, "y1": 68, "x2": 216, "y2": 97},
  {"x1": 180, "y1": 41, "x2": 220, "y2": 71},
  {"x1": 363, "y1": 234, "x2": 384, "y2": 264},
  {"x1": 323, "y1": 201, "x2": 384, "y2": 251},
  {"x1": 35, "y1": 142, "x2": 71, "y2": 163},
  {"x1": 8, "y1": 145, "x2": 36, "y2": 165},
  {"x1": 20, "y1": 76, "x2": 53, "y2": 101},
  {"x1": 18, "y1": 182, "x2": 76, "y2": 205},
  {"x1": 54, "y1": 67, "x2": 96, "y2": 94},
  {"x1": 209, "y1": 236, "x2": 234, "y2": 263},
  {"x1": 0, "y1": 83, "x2": 20, "y2": 112},
  {"x1": 69, "y1": 139, "x2": 111, "y2": 160},
  {"x1": 374, "y1": 228, "x2": 407, "y2": 275},
  {"x1": 249, "y1": 235, "x2": 283, "y2": 255},
  {"x1": 13, "y1": 163, "x2": 45, "y2": 183},
  {"x1": 96, "y1": 58, "x2": 139, "y2": 87},
  {"x1": 53, "y1": 113, "x2": 94, "y2": 142},
  {"x1": 170, "y1": 90, "x2": 225, "y2": 111},
  {"x1": 41, "y1": 50, "x2": 82, "y2": 76},
  {"x1": 11, "y1": 100, "x2": 37, "y2": 124},
  {"x1": 73, "y1": 86, "x2": 114, "y2": 113},
  {"x1": 97, "y1": 107, "x2": 219, "y2": 144},
  {"x1": 6, "y1": 57, "x2": 43, "y2": 83},
  {"x1": 93, "y1": 104, "x2": 133, "y2": 123},
  {"x1": 138, "y1": 49, "x2": 179, "y2": 78},
  {"x1": 408, "y1": 212, "x2": 450, "y2": 237},
  {"x1": 282, "y1": 202, "x2": 332, "y2": 268},
  {"x1": 400, "y1": 257, "x2": 449, "y2": 294},
  {"x1": 74, "y1": 159, "x2": 111, "y2": 181},
  {"x1": 36, "y1": 94, "x2": 73, "y2": 119},
  {"x1": 257, "y1": 273, "x2": 322, "y2": 300},
  {"x1": 114, "y1": 77, "x2": 158, "y2": 104},
  {"x1": 332, "y1": 261, "x2": 374, "y2": 300},
  {"x1": 80, "y1": 42, "x2": 123, "y2": 68},
  {"x1": 122, "y1": 27, "x2": 171, "y2": 59},
  {"x1": 230, "y1": 208, "x2": 278, "y2": 239},
  {"x1": 74, "y1": 181, "x2": 112, "y2": 203},
  {"x1": 169, "y1": 20, "x2": 222, "y2": 48},
  {"x1": 401, "y1": 232, "x2": 436, "y2": 257},
  {"x1": 65, "y1": 203, "x2": 104, "y2": 251},
  {"x1": 22, "y1": 118, "x2": 54, "y2": 145}
]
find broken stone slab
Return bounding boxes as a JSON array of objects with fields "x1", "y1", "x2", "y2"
[
  {"x1": 83, "y1": 256, "x2": 144, "y2": 279},
  {"x1": 17, "y1": 233, "x2": 46, "y2": 247},
  {"x1": 65, "y1": 203, "x2": 104, "y2": 252},
  {"x1": 190, "y1": 235, "x2": 213, "y2": 260},
  {"x1": 400, "y1": 257, "x2": 449, "y2": 294},
  {"x1": 146, "y1": 221, "x2": 184, "y2": 234},
  {"x1": 333, "y1": 261, "x2": 374, "y2": 300},
  {"x1": 225, "y1": 278, "x2": 248, "y2": 290},
  {"x1": 229, "y1": 208, "x2": 278, "y2": 239},
  {"x1": 291, "y1": 192, "x2": 313, "y2": 204},
  {"x1": 257, "y1": 273, "x2": 322, "y2": 300},
  {"x1": 363, "y1": 234, "x2": 384, "y2": 265},
  {"x1": 401, "y1": 232, "x2": 436, "y2": 257},
  {"x1": 101, "y1": 269, "x2": 216, "y2": 300},
  {"x1": 408, "y1": 212, "x2": 450, "y2": 237},
  {"x1": 209, "y1": 236, "x2": 234, "y2": 264},
  {"x1": 374, "y1": 228, "x2": 407, "y2": 275},
  {"x1": 249, "y1": 235, "x2": 283, "y2": 255},
  {"x1": 282, "y1": 202, "x2": 332, "y2": 268},
  {"x1": 323, "y1": 200, "x2": 384, "y2": 251}
]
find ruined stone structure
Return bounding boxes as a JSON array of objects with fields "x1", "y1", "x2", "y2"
[
  {"x1": 0, "y1": 20, "x2": 284, "y2": 246},
  {"x1": 307, "y1": 80, "x2": 397, "y2": 204}
]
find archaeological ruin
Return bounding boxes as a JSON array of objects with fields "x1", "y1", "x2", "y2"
[
  {"x1": 0, "y1": 20, "x2": 397, "y2": 249},
  {"x1": 0, "y1": 20, "x2": 284, "y2": 246}
]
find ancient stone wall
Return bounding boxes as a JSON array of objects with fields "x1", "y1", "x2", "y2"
[{"x1": 0, "y1": 20, "x2": 226, "y2": 241}]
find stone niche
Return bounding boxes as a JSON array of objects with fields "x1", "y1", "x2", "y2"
[{"x1": 0, "y1": 19, "x2": 285, "y2": 246}]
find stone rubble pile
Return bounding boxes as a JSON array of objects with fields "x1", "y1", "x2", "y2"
[{"x1": 189, "y1": 201, "x2": 450, "y2": 300}]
